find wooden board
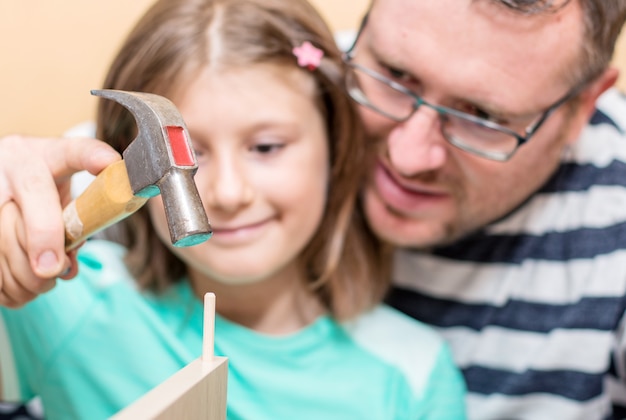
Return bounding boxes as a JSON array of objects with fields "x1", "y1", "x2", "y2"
[
  {"x1": 111, "y1": 293, "x2": 228, "y2": 420},
  {"x1": 110, "y1": 357, "x2": 228, "y2": 420}
]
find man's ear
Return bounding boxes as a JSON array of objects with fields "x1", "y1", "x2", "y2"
[
  {"x1": 565, "y1": 66, "x2": 619, "y2": 145},
  {"x1": 579, "y1": 66, "x2": 619, "y2": 119}
]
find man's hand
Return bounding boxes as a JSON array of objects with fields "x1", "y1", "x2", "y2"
[{"x1": 0, "y1": 135, "x2": 120, "y2": 307}]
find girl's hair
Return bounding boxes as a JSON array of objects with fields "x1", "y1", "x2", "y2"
[{"x1": 96, "y1": 0, "x2": 389, "y2": 320}]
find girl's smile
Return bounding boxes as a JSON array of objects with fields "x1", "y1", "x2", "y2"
[
  {"x1": 149, "y1": 64, "x2": 329, "y2": 292},
  {"x1": 209, "y1": 217, "x2": 276, "y2": 246}
]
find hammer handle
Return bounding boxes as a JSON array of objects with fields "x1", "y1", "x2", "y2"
[{"x1": 63, "y1": 160, "x2": 148, "y2": 251}]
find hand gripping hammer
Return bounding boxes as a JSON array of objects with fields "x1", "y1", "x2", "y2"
[{"x1": 63, "y1": 89, "x2": 212, "y2": 251}]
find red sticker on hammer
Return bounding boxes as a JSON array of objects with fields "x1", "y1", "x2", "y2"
[{"x1": 166, "y1": 126, "x2": 195, "y2": 166}]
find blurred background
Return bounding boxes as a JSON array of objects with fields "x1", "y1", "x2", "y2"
[
  {"x1": 0, "y1": 0, "x2": 368, "y2": 137},
  {"x1": 0, "y1": 0, "x2": 624, "y2": 138}
]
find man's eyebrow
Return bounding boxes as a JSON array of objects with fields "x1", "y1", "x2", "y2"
[
  {"x1": 460, "y1": 96, "x2": 543, "y2": 123},
  {"x1": 483, "y1": 96, "x2": 556, "y2": 121},
  {"x1": 370, "y1": 57, "x2": 528, "y2": 120},
  {"x1": 364, "y1": 30, "x2": 544, "y2": 123}
]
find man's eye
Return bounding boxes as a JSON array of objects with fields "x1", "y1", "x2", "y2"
[
  {"x1": 250, "y1": 144, "x2": 284, "y2": 154},
  {"x1": 387, "y1": 66, "x2": 408, "y2": 81},
  {"x1": 457, "y1": 104, "x2": 502, "y2": 123},
  {"x1": 381, "y1": 65, "x2": 419, "y2": 90}
]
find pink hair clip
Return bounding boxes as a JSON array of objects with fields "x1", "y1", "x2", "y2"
[{"x1": 292, "y1": 41, "x2": 324, "y2": 71}]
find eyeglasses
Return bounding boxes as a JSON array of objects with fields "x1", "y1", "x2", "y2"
[{"x1": 343, "y1": 17, "x2": 583, "y2": 161}]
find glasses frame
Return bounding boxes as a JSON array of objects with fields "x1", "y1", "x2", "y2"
[{"x1": 343, "y1": 15, "x2": 585, "y2": 161}]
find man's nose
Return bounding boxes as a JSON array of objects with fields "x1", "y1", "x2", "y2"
[
  {"x1": 204, "y1": 156, "x2": 254, "y2": 212},
  {"x1": 386, "y1": 107, "x2": 447, "y2": 176}
]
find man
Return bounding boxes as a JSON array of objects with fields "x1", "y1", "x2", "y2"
[
  {"x1": 1, "y1": 0, "x2": 626, "y2": 418},
  {"x1": 343, "y1": 0, "x2": 626, "y2": 418}
]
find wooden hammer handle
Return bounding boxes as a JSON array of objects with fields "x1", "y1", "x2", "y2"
[{"x1": 63, "y1": 160, "x2": 148, "y2": 251}]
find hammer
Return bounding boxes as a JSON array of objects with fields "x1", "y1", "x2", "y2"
[{"x1": 63, "y1": 89, "x2": 212, "y2": 251}]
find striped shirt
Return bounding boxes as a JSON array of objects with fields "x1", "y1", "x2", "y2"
[{"x1": 387, "y1": 88, "x2": 626, "y2": 420}]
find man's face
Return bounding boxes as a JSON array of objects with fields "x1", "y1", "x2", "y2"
[{"x1": 358, "y1": 0, "x2": 589, "y2": 248}]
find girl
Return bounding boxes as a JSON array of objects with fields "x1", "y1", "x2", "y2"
[{"x1": 0, "y1": 0, "x2": 466, "y2": 418}]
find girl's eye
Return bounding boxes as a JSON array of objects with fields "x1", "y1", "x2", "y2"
[
  {"x1": 190, "y1": 140, "x2": 208, "y2": 162},
  {"x1": 192, "y1": 145, "x2": 207, "y2": 160}
]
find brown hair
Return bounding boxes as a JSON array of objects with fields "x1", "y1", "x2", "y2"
[
  {"x1": 488, "y1": 0, "x2": 626, "y2": 84},
  {"x1": 370, "y1": 0, "x2": 626, "y2": 85},
  {"x1": 96, "y1": 0, "x2": 388, "y2": 320}
]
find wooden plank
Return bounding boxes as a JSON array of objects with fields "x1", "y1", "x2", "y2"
[
  {"x1": 111, "y1": 293, "x2": 228, "y2": 420},
  {"x1": 110, "y1": 357, "x2": 228, "y2": 420}
]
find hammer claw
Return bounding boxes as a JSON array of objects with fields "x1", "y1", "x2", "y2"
[{"x1": 63, "y1": 89, "x2": 212, "y2": 250}]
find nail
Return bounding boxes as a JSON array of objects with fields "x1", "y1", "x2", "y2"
[
  {"x1": 60, "y1": 266, "x2": 72, "y2": 277},
  {"x1": 37, "y1": 251, "x2": 59, "y2": 273}
]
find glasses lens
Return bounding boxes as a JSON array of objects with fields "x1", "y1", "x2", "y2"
[
  {"x1": 346, "y1": 67, "x2": 415, "y2": 121},
  {"x1": 345, "y1": 63, "x2": 521, "y2": 161},
  {"x1": 443, "y1": 115, "x2": 519, "y2": 160}
]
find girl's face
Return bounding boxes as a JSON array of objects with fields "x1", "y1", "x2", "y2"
[{"x1": 148, "y1": 64, "x2": 329, "y2": 288}]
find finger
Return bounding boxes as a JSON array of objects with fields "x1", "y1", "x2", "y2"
[
  {"x1": 1, "y1": 136, "x2": 119, "y2": 277},
  {"x1": 3, "y1": 201, "x2": 61, "y2": 294},
  {"x1": 0, "y1": 202, "x2": 57, "y2": 307},
  {"x1": 0, "y1": 274, "x2": 56, "y2": 309},
  {"x1": 10, "y1": 160, "x2": 68, "y2": 278},
  {"x1": 0, "y1": 134, "x2": 119, "y2": 182},
  {"x1": 59, "y1": 249, "x2": 80, "y2": 280},
  {"x1": 0, "y1": 137, "x2": 66, "y2": 275},
  {"x1": 0, "y1": 135, "x2": 120, "y2": 208},
  {"x1": 0, "y1": 260, "x2": 37, "y2": 307},
  {"x1": 46, "y1": 136, "x2": 121, "y2": 179},
  {"x1": 0, "y1": 293, "x2": 22, "y2": 309}
]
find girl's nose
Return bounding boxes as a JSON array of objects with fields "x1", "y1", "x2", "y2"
[{"x1": 203, "y1": 156, "x2": 254, "y2": 212}]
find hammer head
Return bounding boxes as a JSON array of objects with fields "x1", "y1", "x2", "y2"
[{"x1": 92, "y1": 89, "x2": 212, "y2": 247}]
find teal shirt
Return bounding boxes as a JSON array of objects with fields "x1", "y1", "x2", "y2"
[{"x1": 0, "y1": 240, "x2": 466, "y2": 419}]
